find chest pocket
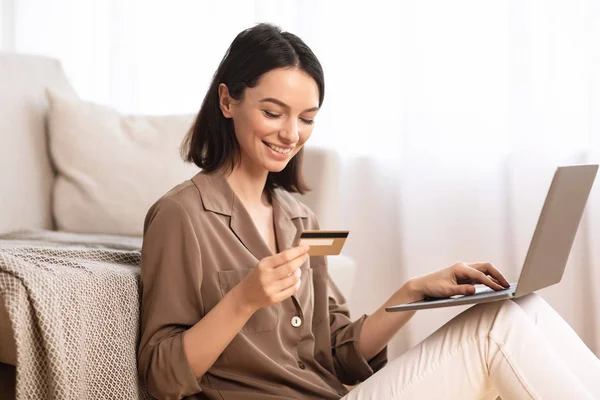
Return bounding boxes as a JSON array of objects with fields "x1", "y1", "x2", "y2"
[{"x1": 218, "y1": 269, "x2": 279, "y2": 333}]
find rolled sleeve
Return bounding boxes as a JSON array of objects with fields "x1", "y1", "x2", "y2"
[
  {"x1": 330, "y1": 314, "x2": 388, "y2": 385},
  {"x1": 144, "y1": 331, "x2": 201, "y2": 399},
  {"x1": 138, "y1": 197, "x2": 203, "y2": 399}
]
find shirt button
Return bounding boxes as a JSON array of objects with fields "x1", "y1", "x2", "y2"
[
  {"x1": 298, "y1": 361, "x2": 306, "y2": 369},
  {"x1": 291, "y1": 316, "x2": 302, "y2": 328}
]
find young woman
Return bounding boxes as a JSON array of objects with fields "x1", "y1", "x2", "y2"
[{"x1": 137, "y1": 23, "x2": 600, "y2": 400}]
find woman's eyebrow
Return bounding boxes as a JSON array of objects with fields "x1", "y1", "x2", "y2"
[{"x1": 259, "y1": 97, "x2": 319, "y2": 112}]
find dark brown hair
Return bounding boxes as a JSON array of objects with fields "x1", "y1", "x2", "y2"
[{"x1": 181, "y1": 23, "x2": 325, "y2": 195}]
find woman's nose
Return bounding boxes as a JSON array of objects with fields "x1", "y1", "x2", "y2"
[{"x1": 280, "y1": 119, "x2": 299, "y2": 143}]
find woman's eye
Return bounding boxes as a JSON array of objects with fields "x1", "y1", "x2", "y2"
[
  {"x1": 262, "y1": 110, "x2": 281, "y2": 118},
  {"x1": 300, "y1": 118, "x2": 314, "y2": 125}
]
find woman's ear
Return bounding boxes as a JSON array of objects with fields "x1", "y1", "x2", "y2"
[{"x1": 218, "y1": 83, "x2": 234, "y2": 118}]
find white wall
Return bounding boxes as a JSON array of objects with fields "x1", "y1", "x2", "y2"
[{"x1": 0, "y1": 0, "x2": 15, "y2": 51}]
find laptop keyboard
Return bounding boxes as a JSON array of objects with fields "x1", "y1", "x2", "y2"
[{"x1": 424, "y1": 283, "x2": 518, "y2": 301}]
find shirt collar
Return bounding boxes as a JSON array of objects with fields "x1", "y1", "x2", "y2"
[{"x1": 191, "y1": 171, "x2": 308, "y2": 220}]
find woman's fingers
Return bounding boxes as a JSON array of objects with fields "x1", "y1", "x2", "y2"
[
  {"x1": 272, "y1": 252, "x2": 309, "y2": 280},
  {"x1": 275, "y1": 268, "x2": 302, "y2": 292},
  {"x1": 468, "y1": 262, "x2": 510, "y2": 288},
  {"x1": 455, "y1": 263, "x2": 505, "y2": 291},
  {"x1": 247, "y1": 245, "x2": 310, "y2": 309},
  {"x1": 267, "y1": 244, "x2": 310, "y2": 272},
  {"x1": 457, "y1": 284, "x2": 476, "y2": 296},
  {"x1": 275, "y1": 280, "x2": 302, "y2": 303},
  {"x1": 456, "y1": 276, "x2": 501, "y2": 286},
  {"x1": 489, "y1": 276, "x2": 502, "y2": 286},
  {"x1": 420, "y1": 262, "x2": 510, "y2": 300}
]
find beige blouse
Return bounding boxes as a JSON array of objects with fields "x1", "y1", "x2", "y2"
[{"x1": 138, "y1": 171, "x2": 387, "y2": 400}]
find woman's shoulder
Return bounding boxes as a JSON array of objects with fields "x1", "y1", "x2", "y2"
[{"x1": 144, "y1": 174, "x2": 203, "y2": 224}]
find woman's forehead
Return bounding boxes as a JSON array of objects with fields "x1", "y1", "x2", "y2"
[{"x1": 248, "y1": 68, "x2": 319, "y2": 110}]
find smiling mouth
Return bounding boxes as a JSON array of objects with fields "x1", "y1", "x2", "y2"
[{"x1": 262, "y1": 141, "x2": 294, "y2": 154}]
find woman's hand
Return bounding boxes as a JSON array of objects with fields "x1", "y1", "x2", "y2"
[
  {"x1": 235, "y1": 244, "x2": 310, "y2": 312},
  {"x1": 406, "y1": 262, "x2": 511, "y2": 300}
]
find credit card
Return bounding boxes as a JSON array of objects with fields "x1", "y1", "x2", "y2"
[{"x1": 294, "y1": 230, "x2": 349, "y2": 256}]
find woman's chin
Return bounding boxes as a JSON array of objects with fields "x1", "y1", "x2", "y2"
[
  {"x1": 265, "y1": 161, "x2": 288, "y2": 173},
  {"x1": 258, "y1": 149, "x2": 295, "y2": 172}
]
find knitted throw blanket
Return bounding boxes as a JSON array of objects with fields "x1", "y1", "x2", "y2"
[{"x1": 0, "y1": 229, "x2": 152, "y2": 399}]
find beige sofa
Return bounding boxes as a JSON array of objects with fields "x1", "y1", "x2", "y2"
[{"x1": 0, "y1": 53, "x2": 356, "y2": 399}]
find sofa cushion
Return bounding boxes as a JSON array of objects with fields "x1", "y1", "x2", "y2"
[{"x1": 47, "y1": 90, "x2": 197, "y2": 236}]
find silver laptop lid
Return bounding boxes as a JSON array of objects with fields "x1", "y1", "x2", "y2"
[{"x1": 514, "y1": 164, "x2": 598, "y2": 297}]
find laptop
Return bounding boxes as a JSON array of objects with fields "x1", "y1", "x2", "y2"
[{"x1": 386, "y1": 164, "x2": 599, "y2": 312}]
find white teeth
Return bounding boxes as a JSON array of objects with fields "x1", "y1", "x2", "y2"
[{"x1": 265, "y1": 142, "x2": 292, "y2": 154}]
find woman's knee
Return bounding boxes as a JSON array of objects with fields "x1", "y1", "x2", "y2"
[
  {"x1": 511, "y1": 292, "x2": 551, "y2": 324},
  {"x1": 473, "y1": 293, "x2": 544, "y2": 320},
  {"x1": 512, "y1": 292, "x2": 545, "y2": 311},
  {"x1": 473, "y1": 297, "x2": 522, "y2": 316},
  {"x1": 467, "y1": 298, "x2": 525, "y2": 332},
  {"x1": 440, "y1": 298, "x2": 532, "y2": 342}
]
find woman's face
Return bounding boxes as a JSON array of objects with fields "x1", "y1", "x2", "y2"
[{"x1": 219, "y1": 67, "x2": 320, "y2": 174}]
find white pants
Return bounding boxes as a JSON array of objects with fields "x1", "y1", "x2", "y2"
[{"x1": 342, "y1": 293, "x2": 600, "y2": 400}]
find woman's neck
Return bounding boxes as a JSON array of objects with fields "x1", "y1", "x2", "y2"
[{"x1": 224, "y1": 167, "x2": 271, "y2": 209}]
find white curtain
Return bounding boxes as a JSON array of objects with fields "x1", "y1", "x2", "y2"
[{"x1": 3, "y1": 0, "x2": 599, "y2": 360}]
